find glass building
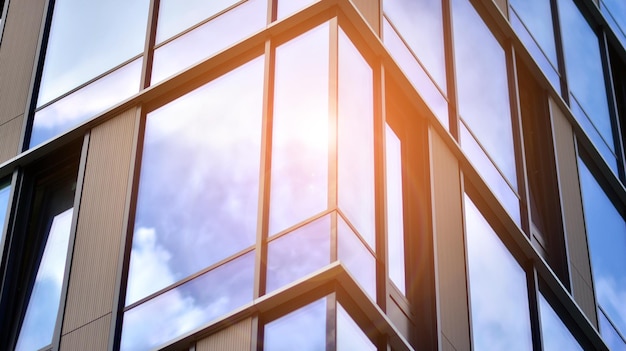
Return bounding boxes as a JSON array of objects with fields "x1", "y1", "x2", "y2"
[{"x1": 0, "y1": 0, "x2": 623, "y2": 350}]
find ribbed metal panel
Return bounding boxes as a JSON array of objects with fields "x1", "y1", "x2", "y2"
[
  {"x1": 429, "y1": 129, "x2": 471, "y2": 351},
  {"x1": 0, "y1": 0, "x2": 45, "y2": 124},
  {"x1": 549, "y1": 98, "x2": 597, "y2": 326},
  {"x1": 62, "y1": 108, "x2": 137, "y2": 334},
  {"x1": 195, "y1": 318, "x2": 253, "y2": 351},
  {"x1": 0, "y1": 115, "x2": 23, "y2": 163},
  {"x1": 59, "y1": 314, "x2": 111, "y2": 351},
  {"x1": 349, "y1": 0, "x2": 380, "y2": 35}
]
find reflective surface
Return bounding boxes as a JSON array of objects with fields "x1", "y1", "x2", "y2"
[
  {"x1": 266, "y1": 215, "x2": 331, "y2": 293},
  {"x1": 270, "y1": 23, "x2": 329, "y2": 235},
  {"x1": 338, "y1": 29, "x2": 375, "y2": 250},
  {"x1": 601, "y1": 0, "x2": 626, "y2": 49},
  {"x1": 599, "y1": 309, "x2": 626, "y2": 350},
  {"x1": 121, "y1": 252, "x2": 255, "y2": 351},
  {"x1": 151, "y1": 0, "x2": 266, "y2": 84},
  {"x1": 385, "y1": 125, "x2": 405, "y2": 293},
  {"x1": 539, "y1": 294, "x2": 583, "y2": 350},
  {"x1": 127, "y1": 57, "x2": 264, "y2": 305},
  {"x1": 16, "y1": 208, "x2": 73, "y2": 351},
  {"x1": 0, "y1": 182, "x2": 9, "y2": 246},
  {"x1": 578, "y1": 159, "x2": 626, "y2": 339},
  {"x1": 464, "y1": 195, "x2": 532, "y2": 351},
  {"x1": 337, "y1": 303, "x2": 376, "y2": 351},
  {"x1": 338, "y1": 215, "x2": 376, "y2": 300},
  {"x1": 277, "y1": 0, "x2": 318, "y2": 20},
  {"x1": 38, "y1": 0, "x2": 149, "y2": 106},
  {"x1": 264, "y1": 297, "x2": 327, "y2": 350}
]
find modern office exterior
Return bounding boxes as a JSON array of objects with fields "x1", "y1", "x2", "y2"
[{"x1": 0, "y1": 0, "x2": 624, "y2": 350}]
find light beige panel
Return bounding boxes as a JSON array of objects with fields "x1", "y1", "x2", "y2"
[
  {"x1": 493, "y1": 0, "x2": 508, "y2": 18},
  {"x1": 549, "y1": 97, "x2": 597, "y2": 326},
  {"x1": 62, "y1": 108, "x2": 137, "y2": 334},
  {"x1": 59, "y1": 314, "x2": 111, "y2": 351},
  {"x1": 0, "y1": 115, "x2": 23, "y2": 163},
  {"x1": 442, "y1": 335, "x2": 458, "y2": 351},
  {"x1": 349, "y1": 0, "x2": 380, "y2": 35},
  {"x1": 0, "y1": 0, "x2": 45, "y2": 124},
  {"x1": 429, "y1": 128, "x2": 471, "y2": 351},
  {"x1": 387, "y1": 297, "x2": 411, "y2": 342},
  {"x1": 195, "y1": 318, "x2": 253, "y2": 351}
]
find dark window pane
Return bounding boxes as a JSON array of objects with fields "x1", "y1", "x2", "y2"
[
  {"x1": 151, "y1": 0, "x2": 266, "y2": 84},
  {"x1": 264, "y1": 297, "x2": 327, "y2": 351},
  {"x1": 578, "y1": 159, "x2": 626, "y2": 338},
  {"x1": 539, "y1": 294, "x2": 584, "y2": 350},
  {"x1": 121, "y1": 252, "x2": 255, "y2": 351},
  {"x1": 15, "y1": 208, "x2": 73, "y2": 351},
  {"x1": 127, "y1": 57, "x2": 264, "y2": 304},
  {"x1": 337, "y1": 303, "x2": 376, "y2": 351},
  {"x1": 464, "y1": 195, "x2": 532, "y2": 351},
  {"x1": 385, "y1": 124, "x2": 405, "y2": 293},
  {"x1": 269, "y1": 23, "x2": 329, "y2": 235},
  {"x1": 383, "y1": 0, "x2": 446, "y2": 90},
  {"x1": 338, "y1": 29, "x2": 375, "y2": 249},
  {"x1": 338, "y1": 215, "x2": 376, "y2": 300},
  {"x1": 266, "y1": 215, "x2": 331, "y2": 293},
  {"x1": 277, "y1": 0, "x2": 318, "y2": 20}
]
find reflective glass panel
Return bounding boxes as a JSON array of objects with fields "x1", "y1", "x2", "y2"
[
  {"x1": 121, "y1": 252, "x2": 254, "y2": 351},
  {"x1": 127, "y1": 57, "x2": 264, "y2": 305},
  {"x1": 539, "y1": 294, "x2": 583, "y2": 351},
  {"x1": 269, "y1": 23, "x2": 329, "y2": 235},
  {"x1": 452, "y1": 0, "x2": 517, "y2": 189},
  {"x1": 599, "y1": 309, "x2": 626, "y2": 350},
  {"x1": 0, "y1": 182, "x2": 9, "y2": 244},
  {"x1": 558, "y1": 0, "x2": 616, "y2": 172},
  {"x1": 264, "y1": 297, "x2": 327, "y2": 351},
  {"x1": 16, "y1": 208, "x2": 73, "y2": 351},
  {"x1": 578, "y1": 159, "x2": 626, "y2": 338},
  {"x1": 338, "y1": 29, "x2": 375, "y2": 250},
  {"x1": 266, "y1": 215, "x2": 331, "y2": 293},
  {"x1": 338, "y1": 215, "x2": 376, "y2": 300},
  {"x1": 151, "y1": 0, "x2": 266, "y2": 84},
  {"x1": 383, "y1": 0, "x2": 446, "y2": 90},
  {"x1": 337, "y1": 304, "x2": 376, "y2": 351},
  {"x1": 385, "y1": 125, "x2": 405, "y2": 293},
  {"x1": 277, "y1": 0, "x2": 318, "y2": 20},
  {"x1": 464, "y1": 195, "x2": 532, "y2": 351},
  {"x1": 38, "y1": 0, "x2": 149, "y2": 106},
  {"x1": 30, "y1": 58, "x2": 143, "y2": 148},
  {"x1": 601, "y1": 0, "x2": 626, "y2": 49}
]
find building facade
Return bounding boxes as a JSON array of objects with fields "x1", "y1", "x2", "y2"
[{"x1": 0, "y1": 0, "x2": 624, "y2": 350}]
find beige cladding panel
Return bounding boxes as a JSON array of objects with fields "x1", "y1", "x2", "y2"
[
  {"x1": 0, "y1": 116, "x2": 23, "y2": 163},
  {"x1": 549, "y1": 97, "x2": 597, "y2": 326},
  {"x1": 349, "y1": 0, "x2": 380, "y2": 35},
  {"x1": 62, "y1": 108, "x2": 137, "y2": 334},
  {"x1": 429, "y1": 128, "x2": 471, "y2": 351},
  {"x1": 0, "y1": 0, "x2": 46, "y2": 124},
  {"x1": 493, "y1": 0, "x2": 508, "y2": 18},
  {"x1": 195, "y1": 318, "x2": 253, "y2": 351},
  {"x1": 59, "y1": 314, "x2": 111, "y2": 351}
]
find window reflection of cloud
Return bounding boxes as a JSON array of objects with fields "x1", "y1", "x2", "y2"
[
  {"x1": 269, "y1": 23, "x2": 329, "y2": 235},
  {"x1": 538, "y1": 294, "x2": 583, "y2": 350},
  {"x1": 31, "y1": 58, "x2": 142, "y2": 148},
  {"x1": 16, "y1": 208, "x2": 73, "y2": 351},
  {"x1": 452, "y1": 0, "x2": 517, "y2": 189},
  {"x1": 264, "y1": 297, "x2": 327, "y2": 351},
  {"x1": 128, "y1": 57, "x2": 264, "y2": 303},
  {"x1": 337, "y1": 303, "x2": 376, "y2": 351},
  {"x1": 464, "y1": 195, "x2": 532, "y2": 351},
  {"x1": 121, "y1": 252, "x2": 254, "y2": 351},
  {"x1": 338, "y1": 29, "x2": 375, "y2": 250},
  {"x1": 38, "y1": 0, "x2": 149, "y2": 106},
  {"x1": 151, "y1": 0, "x2": 266, "y2": 84},
  {"x1": 385, "y1": 125, "x2": 406, "y2": 293},
  {"x1": 338, "y1": 216, "x2": 376, "y2": 300},
  {"x1": 383, "y1": 0, "x2": 447, "y2": 91}
]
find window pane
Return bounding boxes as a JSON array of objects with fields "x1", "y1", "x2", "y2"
[
  {"x1": 38, "y1": 0, "x2": 149, "y2": 106},
  {"x1": 338, "y1": 29, "x2": 375, "y2": 250},
  {"x1": 385, "y1": 125, "x2": 405, "y2": 293},
  {"x1": 127, "y1": 57, "x2": 264, "y2": 305},
  {"x1": 266, "y1": 215, "x2": 331, "y2": 293},
  {"x1": 264, "y1": 297, "x2": 327, "y2": 351},
  {"x1": 269, "y1": 23, "x2": 329, "y2": 235},
  {"x1": 452, "y1": 0, "x2": 517, "y2": 189},
  {"x1": 578, "y1": 159, "x2": 626, "y2": 338},
  {"x1": 539, "y1": 294, "x2": 584, "y2": 351},
  {"x1": 464, "y1": 195, "x2": 532, "y2": 351},
  {"x1": 600, "y1": 0, "x2": 626, "y2": 51},
  {"x1": 277, "y1": 0, "x2": 318, "y2": 20},
  {"x1": 121, "y1": 252, "x2": 255, "y2": 351},
  {"x1": 383, "y1": 0, "x2": 446, "y2": 90},
  {"x1": 151, "y1": 0, "x2": 266, "y2": 84},
  {"x1": 599, "y1": 309, "x2": 626, "y2": 350},
  {"x1": 16, "y1": 208, "x2": 73, "y2": 351},
  {"x1": 0, "y1": 182, "x2": 9, "y2": 245},
  {"x1": 338, "y1": 215, "x2": 376, "y2": 300},
  {"x1": 337, "y1": 304, "x2": 376, "y2": 351}
]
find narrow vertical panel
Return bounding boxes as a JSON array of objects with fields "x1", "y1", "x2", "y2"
[
  {"x1": 429, "y1": 128, "x2": 471, "y2": 350},
  {"x1": 549, "y1": 97, "x2": 598, "y2": 326},
  {"x1": 0, "y1": 116, "x2": 23, "y2": 163},
  {"x1": 348, "y1": 0, "x2": 380, "y2": 35},
  {"x1": 59, "y1": 314, "x2": 111, "y2": 351},
  {"x1": 61, "y1": 108, "x2": 138, "y2": 334},
  {"x1": 0, "y1": 0, "x2": 46, "y2": 124},
  {"x1": 195, "y1": 318, "x2": 253, "y2": 351}
]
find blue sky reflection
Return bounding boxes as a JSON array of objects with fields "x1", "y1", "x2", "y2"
[
  {"x1": 264, "y1": 297, "x2": 327, "y2": 351},
  {"x1": 539, "y1": 294, "x2": 583, "y2": 350},
  {"x1": 0, "y1": 183, "x2": 9, "y2": 246}
]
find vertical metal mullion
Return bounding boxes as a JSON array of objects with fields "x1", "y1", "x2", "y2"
[
  {"x1": 442, "y1": 0, "x2": 459, "y2": 140},
  {"x1": 329, "y1": 16, "x2": 339, "y2": 263},
  {"x1": 0, "y1": 169, "x2": 19, "y2": 269},
  {"x1": 374, "y1": 62, "x2": 388, "y2": 312},
  {"x1": 551, "y1": 0, "x2": 570, "y2": 104},
  {"x1": 139, "y1": 0, "x2": 160, "y2": 89},
  {"x1": 527, "y1": 264, "x2": 544, "y2": 351},
  {"x1": 326, "y1": 291, "x2": 338, "y2": 351},
  {"x1": 459, "y1": 174, "x2": 475, "y2": 351}
]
